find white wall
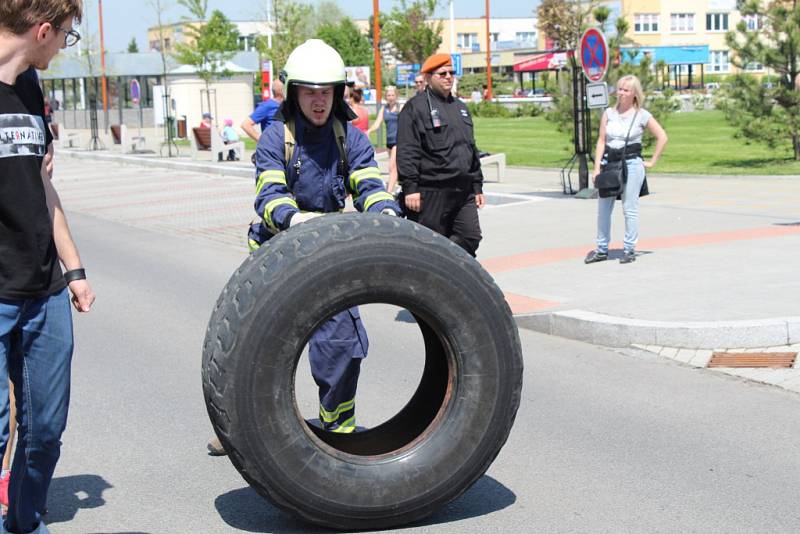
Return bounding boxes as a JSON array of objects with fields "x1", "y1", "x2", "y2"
[{"x1": 169, "y1": 75, "x2": 254, "y2": 135}]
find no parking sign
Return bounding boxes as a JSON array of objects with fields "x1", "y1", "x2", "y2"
[{"x1": 580, "y1": 28, "x2": 608, "y2": 82}]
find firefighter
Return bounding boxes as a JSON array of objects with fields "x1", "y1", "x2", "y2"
[{"x1": 208, "y1": 39, "x2": 399, "y2": 454}]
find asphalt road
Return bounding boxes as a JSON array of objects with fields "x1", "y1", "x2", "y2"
[
  {"x1": 41, "y1": 155, "x2": 800, "y2": 532},
  {"x1": 38, "y1": 207, "x2": 800, "y2": 534}
]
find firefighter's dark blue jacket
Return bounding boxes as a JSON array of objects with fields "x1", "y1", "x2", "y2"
[{"x1": 249, "y1": 111, "x2": 398, "y2": 248}]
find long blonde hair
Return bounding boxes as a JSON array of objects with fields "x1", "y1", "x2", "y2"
[{"x1": 616, "y1": 75, "x2": 645, "y2": 109}]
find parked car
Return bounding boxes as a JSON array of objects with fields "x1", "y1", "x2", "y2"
[{"x1": 705, "y1": 82, "x2": 721, "y2": 92}]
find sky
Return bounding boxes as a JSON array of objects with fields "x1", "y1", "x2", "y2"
[{"x1": 92, "y1": 0, "x2": 540, "y2": 53}]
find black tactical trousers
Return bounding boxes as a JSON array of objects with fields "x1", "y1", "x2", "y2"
[{"x1": 407, "y1": 189, "x2": 482, "y2": 257}]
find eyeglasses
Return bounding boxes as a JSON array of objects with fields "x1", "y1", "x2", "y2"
[
  {"x1": 434, "y1": 70, "x2": 456, "y2": 78},
  {"x1": 53, "y1": 24, "x2": 81, "y2": 47}
]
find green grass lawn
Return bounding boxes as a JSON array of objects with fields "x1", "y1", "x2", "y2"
[
  {"x1": 180, "y1": 110, "x2": 799, "y2": 175},
  {"x1": 473, "y1": 110, "x2": 800, "y2": 175}
]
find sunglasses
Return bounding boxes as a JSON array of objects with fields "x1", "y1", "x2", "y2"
[{"x1": 434, "y1": 70, "x2": 456, "y2": 78}]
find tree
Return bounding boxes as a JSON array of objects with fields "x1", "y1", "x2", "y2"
[
  {"x1": 721, "y1": 0, "x2": 800, "y2": 160},
  {"x1": 315, "y1": 18, "x2": 373, "y2": 67},
  {"x1": 537, "y1": 0, "x2": 597, "y2": 51},
  {"x1": 543, "y1": 6, "x2": 677, "y2": 149},
  {"x1": 256, "y1": 0, "x2": 314, "y2": 73},
  {"x1": 174, "y1": 5, "x2": 241, "y2": 114},
  {"x1": 148, "y1": 0, "x2": 176, "y2": 154},
  {"x1": 380, "y1": 0, "x2": 442, "y2": 64},
  {"x1": 314, "y1": 1, "x2": 346, "y2": 31},
  {"x1": 127, "y1": 37, "x2": 139, "y2": 53}
]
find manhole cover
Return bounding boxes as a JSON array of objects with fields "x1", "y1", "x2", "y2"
[{"x1": 707, "y1": 352, "x2": 797, "y2": 368}]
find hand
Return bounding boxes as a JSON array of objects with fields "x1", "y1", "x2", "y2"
[
  {"x1": 289, "y1": 212, "x2": 322, "y2": 227},
  {"x1": 68, "y1": 279, "x2": 95, "y2": 312},
  {"x1": 475, "y1": 194, "x2": 485, "y2": 209},
  {"x1": 643, "y1": 160, "x2": 655, "y2": 169},
  {"x1": 44, "y1": 146, "x2": 54, "y2": 178},
  {"x1": 592, "y1": 169, "x2": 601, "y2": 186},
  {"x1": 404, "y1": 193, "x2": 421, "y2": 213}
]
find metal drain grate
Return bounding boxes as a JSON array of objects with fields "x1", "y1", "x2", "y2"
[{"x1": 708, "y1": 352, "x2": 797, "y2": 368}]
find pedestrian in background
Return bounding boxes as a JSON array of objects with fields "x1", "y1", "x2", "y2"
[
  {"x1": 414, "y1": 74, "x2": 426, "y2": 94},
  {"x1": 367, "y1": 85, "x2": 401, "y2": 192},
  {"x1": 220, "y1": 118, "x2": 240, "y2": 161},
  {"x1": 241, "y1": 79, "x2": 284, "y2": 142},
  {"x1": 199, "y1": 112, "x2": 213, "y2": 129},
  {"x1": 349, "y1": 87, "x2": 369, "y2": 133},
  {"x1": 396, "y1": 53, "x2": 485, "y2": 257},
  {"x1": 0, "y1": 2, "x2": 96, "y2": 533},
  {"x1": 585, "y1": 74, "x2": 668, "y2": 265}
]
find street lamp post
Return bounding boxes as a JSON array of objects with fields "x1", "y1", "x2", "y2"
[
  {"x1": 373, "y1": 0, "x2": 382, "y2": 104},
  {"x1": 485, "y1": 0, "x2": 492, "y2": 99},
  {"x1": 98, "y1": 0, "x2": 108, "y2": 123}
]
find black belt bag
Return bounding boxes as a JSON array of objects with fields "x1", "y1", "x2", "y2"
[{"x1": 596, "y1": 111, "x2": 638, "y2": 198}]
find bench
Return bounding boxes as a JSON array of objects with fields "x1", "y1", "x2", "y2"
[
  {"x1": 480, "y1": 152, "x2": 506, "y2": 182},
  {"x1": 190, "y1": 126, "x2": 244, "y2": 162}
]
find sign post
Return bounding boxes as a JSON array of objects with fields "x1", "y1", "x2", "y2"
[
  {"x1": 580, "y1": 28, "x2": 609, "y2": 82},
  {"x1": 261, "y1": 60, "x2": 273, "y2": 101},
  {"x1": 451, "y1": 53, "x2": 462, "y2": 77},
  {"x1": 572, "y1": 28, "x2": 609, "y2": 195}
]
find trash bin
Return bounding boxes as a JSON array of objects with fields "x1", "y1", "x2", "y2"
[{"x1": 176, "y1": 116, "x2": 187, "y2": 139}]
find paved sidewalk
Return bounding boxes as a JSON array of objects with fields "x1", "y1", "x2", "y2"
[{"x1": 55, "y1": 148, "x2": 800, "y2": 394}]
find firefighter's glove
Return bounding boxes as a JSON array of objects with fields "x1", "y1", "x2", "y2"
[{"x1": 289, "y1": 212, "x2": 323, "y2": 227}]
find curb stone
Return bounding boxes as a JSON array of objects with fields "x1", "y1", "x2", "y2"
[{"x1": 515, "y1": 310, "x2": 800, "y2": 349}]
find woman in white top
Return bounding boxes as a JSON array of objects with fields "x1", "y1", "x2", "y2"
[{"x1": 585, "y1": 75, "x2": 668, "y2": 264}]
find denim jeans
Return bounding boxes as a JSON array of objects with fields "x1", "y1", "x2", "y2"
[
  {"x1": 596, "y1": 157, "x2": 646, "y2": 253},
  {"x1": 0, "y1": 288, "x2": 73, "y2": 533}
]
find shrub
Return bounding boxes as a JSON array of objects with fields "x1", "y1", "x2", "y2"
[
  {"x1": 467, "y1": 101, "x2": 511, "y2": 118},
  {"x1": 515, "y1": 103, "x2": 543, "y2": 117}
]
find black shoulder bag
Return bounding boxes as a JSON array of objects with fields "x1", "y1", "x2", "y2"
[{"x1": 595, "y1": 110, "x2": 638, "y2": 199}]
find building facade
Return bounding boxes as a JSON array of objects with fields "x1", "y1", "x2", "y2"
[{"x1": 622, "y1": 0, "x2": 764, "y2": 75}]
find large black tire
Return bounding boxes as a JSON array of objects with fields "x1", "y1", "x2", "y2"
[{"x1": 202, "y1": 213, "x2": 523, "y2": 530}]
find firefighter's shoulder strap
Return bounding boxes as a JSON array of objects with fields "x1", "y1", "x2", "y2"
[{"x1": 283, "y1": 118, "x2": 349, "y2": 176}]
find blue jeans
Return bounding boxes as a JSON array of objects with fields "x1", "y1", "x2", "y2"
[
  {"x1": 596, "y1": 157, "x2": 646, "y2": 253},
  {"x1": 0, "y1": 289, "x2": 73, "y2": 533}
]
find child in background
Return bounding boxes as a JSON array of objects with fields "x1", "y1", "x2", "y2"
[{"x1": 221, "y1": 118, "x2": 240, "y2": 161}]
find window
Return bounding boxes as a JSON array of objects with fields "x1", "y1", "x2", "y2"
[
  {"x1": 743, "y1": 14, "x2": 763, "y2": 31},
  {"x1": 744, "y1": 62, "x2": 764, "y2": 72},
  {"x1": 490, "y1": 32, "x2": 499, "y2": 43},
  {"x1": 670, "y1": 13, "x2": 695, "y2": 32},
  {"x1": 515, "y1": 31, "x2": 536, "y2": 42},
  {"x1": 708, "y1": 50, "x2": 729, "y2": 73},
  {"x1": 634, "y1": 14, "x2": 659, "y2": 33},
  {"x1": 238, "y1": 34, "x2": 256, "y2": 51},
  {"x1": 457, "y1": 33, "x2": 478, "y2": 49},
  {"x1": 706, "y1": 13, "x2": 729, "y2": 31}
]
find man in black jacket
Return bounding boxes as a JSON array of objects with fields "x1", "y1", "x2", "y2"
[{"x1": 396, "y1": 53, "x2": 485, "y2": 257}]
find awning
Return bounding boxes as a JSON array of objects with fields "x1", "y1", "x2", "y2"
[{"x1": 513, "y1": 51, "x2": 573, "y2": 72}]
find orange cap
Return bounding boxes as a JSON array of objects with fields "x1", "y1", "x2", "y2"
[{"x1": 420, "y1": 53, "x2": 453, "y2": 74}]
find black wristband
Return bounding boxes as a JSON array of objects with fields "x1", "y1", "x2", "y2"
[{"x1": 63, "y1": 268, "x2": 86, "y2": 284}]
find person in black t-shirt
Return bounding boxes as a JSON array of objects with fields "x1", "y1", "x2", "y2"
[{"x1": 0, "y1": 2, "x2": 93, "y2": 533}]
